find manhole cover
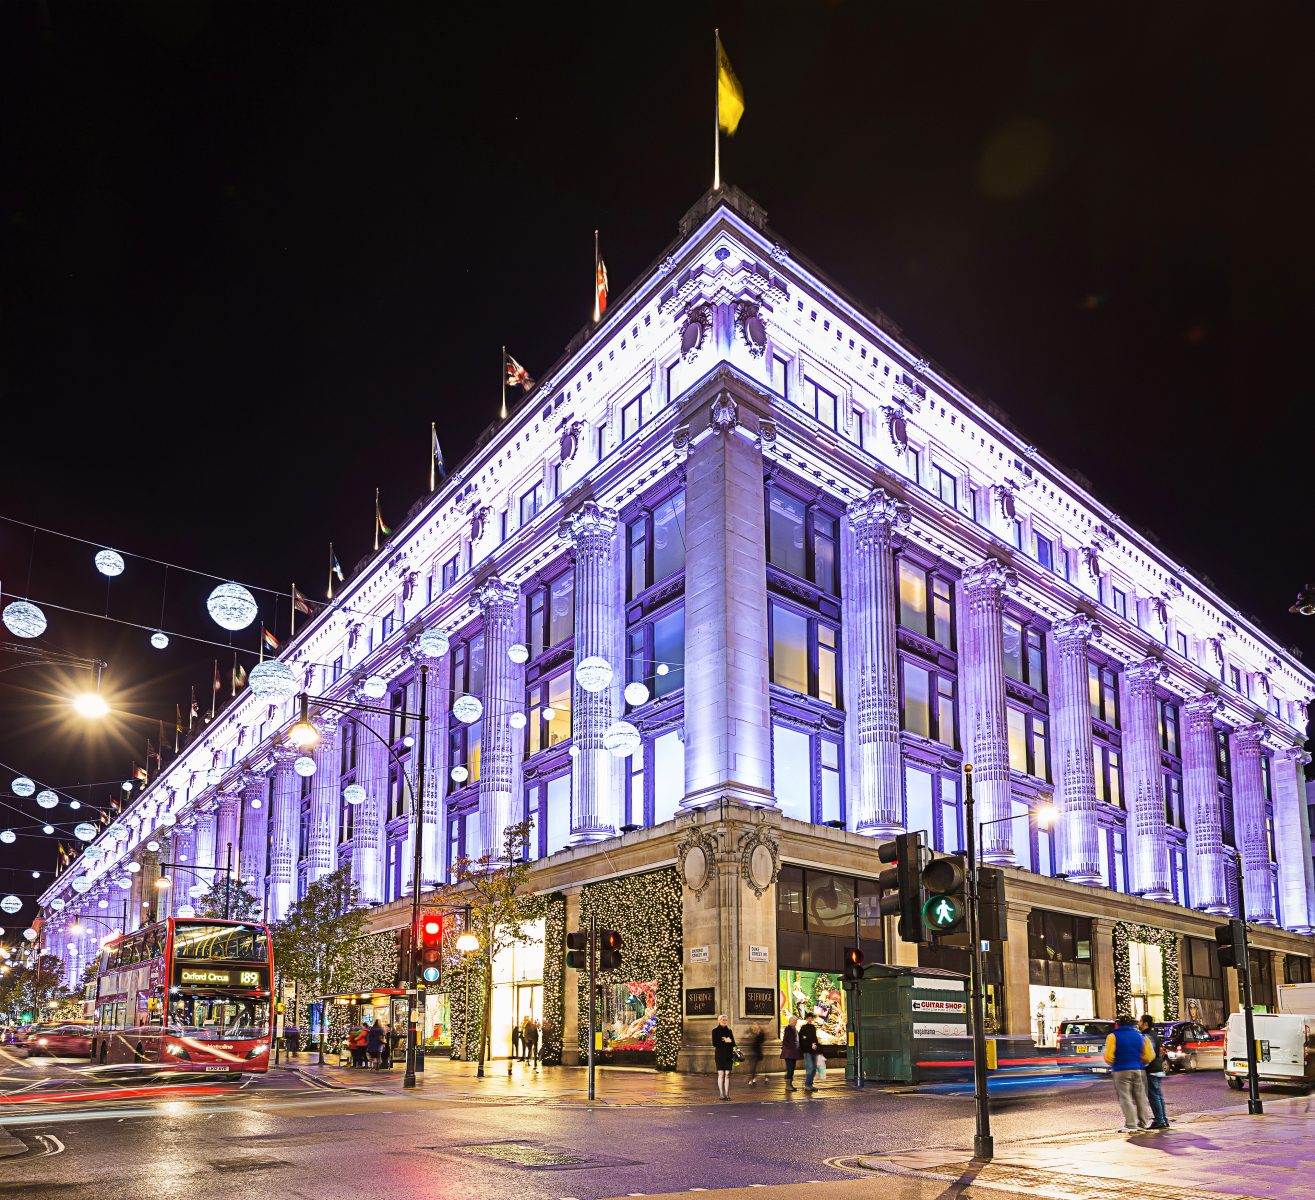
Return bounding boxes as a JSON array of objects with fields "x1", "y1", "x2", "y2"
[{"x1": 439, "y1": 1141, "x2": 639, "y2": 1171}]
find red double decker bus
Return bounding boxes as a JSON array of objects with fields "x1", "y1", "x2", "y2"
[{"x1": 90, "y1": 917, "x2": 274, "y2": 1073}]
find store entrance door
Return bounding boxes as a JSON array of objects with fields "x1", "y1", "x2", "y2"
[{"x1": 1129, "y1": 942, "x2": 1166, "y2": 1020}]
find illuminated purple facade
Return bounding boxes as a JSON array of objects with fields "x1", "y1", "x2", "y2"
[{"x1": 41, "y1": 189, "x2": 1315, "y2": 1051}]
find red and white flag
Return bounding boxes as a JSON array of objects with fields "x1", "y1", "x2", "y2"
[
  {"x1": 505, "y1": 353, "x2": 535, "y2": 391},
  {"x1": 594, "y1": 229, "x2": 608, "y2": 322}
]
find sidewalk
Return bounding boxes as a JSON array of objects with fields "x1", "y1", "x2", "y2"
[
  {"x1": 273, "y1": 1054, "x2": 853, "y2": 1107},
  {"x1": 866, "y1": 1094, "x2": 1315, "y2": 1200}
]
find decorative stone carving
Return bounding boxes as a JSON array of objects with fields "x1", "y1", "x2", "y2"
[
  {"x1": 673, "y1": 423, "x2": 691, "y2": 462},
  {"x1": 738, "y1": 819, "x2": 780, "y2": 898},
  {"x1": 883, "y1": 406, "x2": 908, "y2": 454},
  {"x1": 676, "y1": 824, "x2": 720, "y2": 899},
  {"x1": 735, "y1": 301, "x2": 767, "y2": 358},
  {"x1": 709, "y1": 393, "x2": 737, "y2": 436},
  {"x1": 680, "y1": 306, "x2": 711, "y2": 363},
  {"x1": 469, "y1": 505, "x2": 491, "y2": 544},
  {"x1": 558, "y1": 420, "x2": 584, "y2": 465},
  {"x1": 756, "y1": 419, "x2": 778, "y2": 455}
]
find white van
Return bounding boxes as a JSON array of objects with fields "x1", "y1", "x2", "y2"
[{"x1": 1225, "y1": 1011, "x2": 1315, "y2": 1090}]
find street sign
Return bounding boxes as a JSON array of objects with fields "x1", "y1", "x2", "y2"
[{"x1": 923, "y1": 893, "x2": 964, "y2": 932}]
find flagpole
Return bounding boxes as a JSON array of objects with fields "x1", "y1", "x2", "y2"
[
  {"x1": 231, "y1": 650, "x2": 238, "y2": 699},
  {"x1": 500, "y1": 345, "x2": 507, "y2": 420},
  {"x1": 327, "y1": 542, "x2": 335, "y2": 600},
  {"x1": 211, "y1": 660, "x2": 218, "y2": 720},
  {"x1": 291, "y1": 583, "x2": 297, "y2": 638},
  {"x1": 374, "y1": 488, "x2": 381, "y2": 552},
  {"x1": 593, "y1": 229, "x2": 600, "y2": 323},
  {"x1": 259, "y1": 623, "x2": 266, "y2": 664},
  {"x1": 714, "y1": 28, "x2": 721, "y2": 191},
  {"x1": 429, "y1": 421, "x2": 437, "y2": 492}
]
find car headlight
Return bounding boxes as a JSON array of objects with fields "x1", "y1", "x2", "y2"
[
  {"x1": 247, "y1": 1043, "x2": 268, "y2": 1058},
  {"x1": 36, "y1": 1038, "x2": 47, "y2": 1046}
]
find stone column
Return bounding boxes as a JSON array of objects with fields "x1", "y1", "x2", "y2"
[
  {"x1": 1231, "y1": 723, "x2": 1276, "y2": 925},
  {"x1": 1274, "y1": 747, "x2": 1314, "y2": 932},
  {"x1": 1091, "y1": 916, "x2": 1117, "y2": 1018},
  {"x1": 267, "y1": 744, "x2": 300, "y2": 921},
  {"x1": 418, "y1": 654, "x2": 449, "y2": 886},
  {"x1": 351, "y1": 686, "x2": 390, "y2": 904},
  {"x1": 1122, "y1": 658, "x2": 1171, "y2": 899},
  {"x1": 562, "y1": 503, "x2": 622, "y2": 845},
  {"x1": 959, "y1": 559, "x2": 1015, "y2": 863},
  {"x1": 239, "y1": 768, "x2": 269, "y2": 915},
  {"x1": 682, "y1": 394, "x2": 773, "y2": 809},
  {"x1": 192, "y1": 808, "x2": 217, "y2": 887},
  {"x1": 170, "y1": 823, "x2": 196, "y2": 916},
  {"x1": 478, "y1": 578, "x2": 521, "y2": 858},
  {"x1": 1002, "y1": 901, "x2": 1033, "y2": 1037},
  {"x1": 843, "y1": 488, "x2": 909, "y2": 837},
  {"x1": 214, "y1": 790, "x2": 242, "y2": 888},
  {"x1": 1182, "y1": 694, "x2": 1229, "y2": 913},
  {"x1": 1049, "y1": 614, "x2": 1102, "y2": 883},
  {"x1": 305, "y1": 712, "x2": 341, "y2": 887}
]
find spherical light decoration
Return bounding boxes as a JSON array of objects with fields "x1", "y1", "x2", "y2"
[
  {"x1": 206, "y1": 582, "x2": 258, "y2": 631},
  {"x1": 417, "y1": 628, "x2": 450, "y2": 659},
  {"x1": 542, "y1": 706, "x2": 557, "y2": 722},
  {"x1": 576, "y1": 655, "x2": 614, "y2": 694},
  {"x1": 72, "y1": 877, "x2": 91, "y2": 894},
  {"x1": 94, "y1": 549, "x2": 126, "y2": 577},
  {"x1": 127, "y1": 861, "x2": 141, "y2": 874},
  {"x1": 158, "y1": 809, "x2": 176, "y2": 825},
  {"x1": 402, "y1": 735, "x2": 414, "y2": 749},
  {"x1": 176, "y1": 905, "x2": 196, "y2": 919},
  {"x1": 568, "y1": 745, "x2": 580, "y2": 758},
  {"x1": 96, "y1": 899, "x2": 108, "y2": 909},
  {"x1": 42, "y1": 824, "x2": 54, "y2": 835},
  {"x1": 188, "y1": 884, "x2": 206, "y2": 898},
  {"x1": 146, "y1": 840, "x2": 160, "y2": 852},
  {"x1": 656, "y1": 663, "x2": 670, "y2": 677},
  {"x1": 508, "y1": 712, "x2": 527, "y2": 730},
  {"x1": 452, "y1": 694, "x2": 483, "y2": 724},
  {"x1": 36, "y1": 790, "x2": 58, "y2": 809},
  {"x1": 30, "y1": 871, "x2": 39, "y2": 880},
  {"x1": 69, "y1": 799, "x2": 81, "y2": 810},
  {"x1": 22, "y1": 928, "x2": 37, "y2": 942},
  {"x1": 343, "y1": 783, "x2": 366, "y2": 806},
  {"x1": 624, "y1": 681, "x2": 651, "y2": 707},
  {"x1": 121, "y1": 781, "x2": 133, "y2": 792},
  {"x1": 507, "y1": 642, "x2": 530, "y2": 664},
  {"x1": 0, "y1": 831, "x2": 15, "y2": 845},
  {"x1": 450, "y1": 765, "x2": 469, "y2": 784},
  {"x1": 0, "y1": 896, "x2": 21, "y2": 915},
  {"x1": 602, "y1": 720, "x2": 642, "y2": 758},
  {"x1": 248, "y1": 659, "x2": 298, "y2": 703},
  {"x1": 150, "y1": 630, "x2": 170, "y2": 650},
  {"x1": 74, "y1": 822, "x2": 97, "y2": 842},
  {"x1": 3, "y1": 600, "x2": 47, "y2": 639},
  {"x1": 206, "y1": 767, "x2": 224, "y2": 786},
  {"x1": 294, "y1": 755, "x2": 316, "y2": 778},
  {"x1": 249, "y1": 798, "x2": 262, "y2": 810},
  {"x1": 50, "y1": 898, "x2": 65, "y2": 912},
  {"x1": 362, "y1": 675, "x2": 387, "y2": 700},
  {"x1": 116, "y1": 875, "x2": 132, "y2": 890},
  {"x1": 11, "y1": 777, "x2": 35, "y2": 798}
]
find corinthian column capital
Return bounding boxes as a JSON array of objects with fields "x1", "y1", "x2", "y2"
[
  {"x1": 962, "y1": 557, "x2": 1015, "y2": 598},
  {"x1": 846, "y1": 488, "x2": 909, "y2": 544},
  {"x1": 1184, "y1": 692, "x2": 1224, "y2": 724},
  {"x1": 559, "y1": 501, "x2": 618, "y2": 553},
  {"x1": 1278, "y1": 745, "x2": 1312, "y2": 768},
  {"x1": 477, "y1": 576, "x2": 519, "y2": 613},
  {"x1": 1232, "y1": 722, "x2": 1266, "y2": 749},
  {"x1": 1124, "y1": 656, "x2": 1166, "y2": 690},
  {"x1": 270, "y1": 743, "x2": 299, "y2": 767},
  {"x1": 1052, "y1": 613, "x2": 1100, "y2": 645}
]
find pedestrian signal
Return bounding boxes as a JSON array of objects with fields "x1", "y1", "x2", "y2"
[
  {"x1": 842, "y1": 946, "x2": 864, "y2": 982},
  {"x1": 921, "y1": 854, "x2": 967, "y2": 936},
  {"x1": 877, "y1": 831, "x2": 927, "y2": 943},
  {"x1": 1214, "y1": 919, "x2": 1246, "y2": 970},
  {"x1": 598, "y1": 929, "x2": 624, "y2": 971}
]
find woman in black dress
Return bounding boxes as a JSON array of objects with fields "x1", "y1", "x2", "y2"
[{"x1": 711, "y1": 1013, "x2": 737, "y2": 1100}]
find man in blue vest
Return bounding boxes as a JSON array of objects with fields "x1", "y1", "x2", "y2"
[{"x1": 1103, "y1": 1013, "x2": 1154, "y2": 1132}]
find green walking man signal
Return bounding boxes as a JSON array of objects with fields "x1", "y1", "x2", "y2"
[{"x1": 923, "y1": 894, "x2": 964, "y2": 932}]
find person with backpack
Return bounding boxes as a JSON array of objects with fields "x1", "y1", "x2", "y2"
[{"x1": 1103, "y1": 1013, "x2": 1154, "y2": 1132}]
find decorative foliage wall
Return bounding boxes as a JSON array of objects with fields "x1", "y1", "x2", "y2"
[
  {"x1": 447, "y1": 956, "x2": 487, "y2": 1062},
  {"x1": 1112, "y1": 922, "x2": 1180, "y2": 1021},
  {"x1": 577, "y1": 867, "x2": 683, "y2": 1071},
  {"x1": 340, "y1": 931, "x2": 400, "y2": 994},
  {"x1": 540, "y1": 895, "x2": 567, "y2": 1066}
]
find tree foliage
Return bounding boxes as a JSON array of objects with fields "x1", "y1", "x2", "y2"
[
  {"x1": 0, "y1": 954, "x2": 66, "y2": 1024},
  {"x1": 193, "y1": 874, "x2": 263, "y2": 921}
]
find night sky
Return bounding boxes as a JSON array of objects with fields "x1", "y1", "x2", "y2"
[{"x1": 3, "y1": 2, "x2": 1313, "y2": 933}]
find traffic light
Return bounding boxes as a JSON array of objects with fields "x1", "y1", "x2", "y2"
[
  {"x1": 977, "y1": 866, "x2": 1007, "y2": 942},
  {"x1": 598, "y1": 929, "x2": 624, "y2": 971},
  {"x1": 921, "y1": 854, "x2": 967, "y2": 936},
  {"x1": 565, "y1": 930, "x2": 589, "y2": 970},
  {"x1": 877, "y1": 831, "x2": 927, "y2": 942},
  {"x1": 417, "y1": 913, "x2": 444, "y2": 984},
  {"x1": 1215, "y1": 919, "x2": 1246, "y2": 970},
  {"x1": 396, "y1": 924, "x2": 413, "y2": 987},
  {"x1": 842, "y1": 946, "x2": 865, "y2": 982}
]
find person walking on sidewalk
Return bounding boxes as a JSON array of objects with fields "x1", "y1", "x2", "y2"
[
  {"x1": 712, "y1": 1014, "x2": 737, "y2": 1101},
  {"x1": 366, "y1": 1019, "x2": 387, "y2": 1070},
  {"x1": 1104, "y1": 1013, "x2": 1154, "y2": 1132},
  {"x1": 746, "y1": 1022, "x2": 766, "y2": 1086},
  {"x1": 1139, "y1": 1014, "x2": 1170, "y2": 1129},
  {"x1": 283, "y1": 1025, "x2": 301, "y2": 1058},
  {"x1": 799, "y1": 1016, "x2": 822, "y2": 1092},
  {"x1": 780, "y1": 1016, "x2": 801, "y2": 1091},
  {"x1": 348, "y1": 1024, "x2": 369, "y2": 1069},
  {"x1": 511, "y1": 1022, "x2": 522, "y2": 1061},
  {"x1": 524, "y1": 1017, "x2": 539, "y2": 1065}
]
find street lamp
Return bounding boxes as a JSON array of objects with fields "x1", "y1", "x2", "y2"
[{"x1": 72, "y1": 691, "x2": 110, "y2": 719}]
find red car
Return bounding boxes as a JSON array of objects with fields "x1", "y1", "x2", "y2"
[{"x1": 21, "y1": 1023, "x2": 93, "y2": 1058}]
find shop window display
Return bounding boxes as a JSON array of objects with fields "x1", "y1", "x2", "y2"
[
  {"x1": 599, "y1": 980, "x2": 658, "y2": 1053},
  {"x1": 777, "y1": 968, "x2": 847, "y2": 1047}
]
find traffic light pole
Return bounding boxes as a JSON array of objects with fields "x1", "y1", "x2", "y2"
[
  {"x1": 587, "y1": 916, "x2": 597, "y2": 1101},
  {"x1": 963, "y1": 764, "x2": 993, "y2": 1161},
  {"x1": 403, "y1": 664, "x2": 429, "y2": 1089},
  {"x1": 851, "y1": 905, "x2": 863, "y2": 1089},
  {"x1": 1234, "y1": 860, "x2": 1263, "y2": 1115}
]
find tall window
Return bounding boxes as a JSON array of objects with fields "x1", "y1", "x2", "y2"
[
  {"x1": 1110, "y1": 586, "x2": 1128, "y2": 620},
  {"x1": 934, "y1": 464, "x2": 957, "y2": 508},
  {"x1": 448, "y1": 634, "x2": 484, "y2": 791},
  {"x1": 441, "y1": 554, "x2": 459, "y2": 590},
  {"x1": 903, "y1": 766, "x2": 962, "y2": 852},
  {"x1": 765, "y1": 487, "x2": 839, "y2": 594},
  {"x1": 628, "y1": 605, "x2": 684, "y2": 700},
  {"x1": 626, "y1": 491, "x2": 686, "y2": 600},
  {"x1": 901, "y1": 660, "x2": 956, "y2": 747},
  {"x1": 527, "y1": 571, "x2": 575, "y2": 659},
  {"x1": 526, "y1": 669, "x2": 572, "y2": 755},
  {"x1": 769, "y1": 601, "x2": 840, "y2": 708},
  {"x1": 622, "y1": 727, "x2": 686, "y2": 830},
  {"x1": 898, "y1": 560, "x2": 954, "y2": 650},
  {"x1": 772, "y1": 721, "x2": 845, "y2": 825},
  {"x1": 519, "y1": 483, "x2": 542, "y2": 526},
  {"x1": 1007, "y1": 707, "x2": 1049, "y2": 780},
  {"x1": 1158, "y1": 699, "x2": 1180, "y2": 756},
  {"x1": 1003, "y1": 616, "x2": 1046, "y2": 691},
  {"x1": 798, "y1": 375, "x2": 861, "y2": 446},
  {"x1": 1089, "y1": 663, "x2": 1119, "y2": 726},
  {"x1": 1093, "y1": 744, "x2": 1122, "y2": 807},
  {"x1": 1034, "y1": 532, "x2": 1055, "y2": 572}
]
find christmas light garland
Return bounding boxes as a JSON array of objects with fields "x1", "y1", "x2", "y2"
[
  {"x1": 540, "y1": 895, "x2": 567, "y2": 1066},
  {"x1": 1111, "y1": 921, "x2": 1180, "y2": 1021}
]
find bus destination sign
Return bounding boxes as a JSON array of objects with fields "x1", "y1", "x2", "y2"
[{"x1": 175, "y1": 966, "x2": 267, "y2": 989}]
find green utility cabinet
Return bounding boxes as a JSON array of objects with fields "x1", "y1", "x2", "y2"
[{"x1": 846, "y1": 964, "x2": 971, "y2": 1083}]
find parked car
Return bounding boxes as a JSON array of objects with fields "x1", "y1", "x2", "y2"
[
  {"x1": 1158, "y1": 1021, "x2": 1225, "y2": 1072},
  {"x1": 20, "y1": 1023, "x2": 93, "y2": 1058},
  {"x1": 1057, "y1": 1019, "x2": 1116, "y2": 1071}
]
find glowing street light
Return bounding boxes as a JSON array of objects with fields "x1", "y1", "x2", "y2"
[
  {"x1": 72, "y1": 691, "x2": 110, "y2": 719},
  {"x1": 455, "y1": 931, "x2": 480, "y2": 954}
]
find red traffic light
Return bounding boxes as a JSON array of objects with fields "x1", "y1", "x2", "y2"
[{"x1": 422, "y1": 918, "x2": 443, "y2": 938}]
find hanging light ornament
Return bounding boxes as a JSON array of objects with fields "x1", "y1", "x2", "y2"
[
  {"x1": 508, "y1": 712, "x2": 527, "y2": 730},
  {"x1": 206, "y1": 582, "x2": 259, "y2": 631},
  {"x1": 11, "y1": 777, "x2": 36, "y2": 798},
  {"x1": 249, "y1": 798, "x2": 262, "y2": 810},
  {"x1": 188, "y1": 883, "x2": 206, "y2": 898},
  {"x1": 206, "y1": 767, "x2": 224, "y2": 786},
  {"x1": 120, "y1": 781, "x2": 133, "y2": 792},
  {"x1": 50, "y1": 898, "x2": 65, "y2": 912},
  {"x1": 176, "y1": 905, "x2": 196, "y2": 919},
  {"x1": 146, "y1": 840, "x2": 160, "y2": 852},
  {"x1": 575, "y1": 655, "x2": 614, "y2": 694},
  {"x1": 0, "y1": 896, "x2": 22, "y2": 915},
  {"x1": 74, "y1": 822, "x2": 98, "y2": 842},
  {"x1": 69, "y1": 800, "x2": 81, "y2": 810},
  {"x1": 450, "y1": 765, "x2": 469, "y2": 784},
  {"x1": 542, "y1": 706, "x2": 557, "y2": 722},
  {"x1": 116, "y1": 875, "x2": 132, "y2": 890},
  {"x1": 362, "y1": 675, "x2": 387, "y2": 700},
  {"x1": 0, "y1": 831, "x2": 15, "y2": 845},
  {"x1": 656, "y1": 663, "x2": 670, "y2": 677},
  {"x1": 343, "y1": 783, "x2": 366, "y2": 806},
  {"x1": 72, "y1": 877, "x2": 91, "y2": 894},
  {"x1": 150, "y1": 631, "x2": 170, "y2": 650},
  {"x1": 452, "y1": 694, "x2": 483, "y2": 724},
  {"x1": 36, "y1": 790, "x2": 58, "y2": 809},
  {"x1": 294, "y1": 755, "x2": 316, "y2": 778},
  {"x1": 158, "y1": 809, "x2": 176, "y2": 825},
  {"x1": 42, "y1": 824, "x2": 54, "y2": 835},
  {"x1": 94, "y1": 549, "x2": 126, "y2": 577},
  {"x1": 22, "y1": 928, "x2": 37, "y2": 942},
  {"x1": 624, "y1": 681, "x2": 651, "y2": 707},
  {"x1": 248, "y1": 659, "x2": 298, "y2": 703},
  {"x1": 127, "y1": 861, "x2": 141, "y2": 873},
  {"x1": 96, "y1": 899, "x2": 108, "y2": 909},
  {"x1": 3, "y1": 600, "x2": 47, "y2": 639},
  {"x1": 602, "y1": 720, "x2": 642, "y2": 758},
  {"x1": 417, "y1": 629, "x2": 450, "y2": 659},
  {"x1": 507, "y1": 643, "x2": 530, "y2": 664},
  {"x1": 568, "y1": 745, "x2": 580, "y2": 758}
]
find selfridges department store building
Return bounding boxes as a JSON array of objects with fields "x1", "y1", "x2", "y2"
[{"x1": 41, "y1": 189, "x2": 1315, "y2": 1070}]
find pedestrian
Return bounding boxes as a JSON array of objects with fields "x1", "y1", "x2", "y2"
[
  {"x1": 746, "y1": 1022, "x2": 766, "y2": 1086},
  {"x1": 512, "y1": 1022, "x2": 522, "y2": 1061},
  {"x1": 348, "y1": 1023, "x2": 369, "y2": 1069},
  {"x1": 1139, "y1": 1014, "x2": 1170, "y2": 1130},
  {"x1": 712, "y1": 1014, "x2": 737, "y2": 1100},
  {"x1": 366, "y1": 1018, "x2": 387, "y2": 1070},
  {"x1": 283, "y1": 1024, "x2": 301, "y2": 1058},
  {"x1": 1103, "y1": 1013, "x2": 1154, "y2": 1132},
  {"x1": 780, "y1": 1016, "x2": 801, "y2": 1091},
  {"x1": 798, "y1": 1015, "x2": 822, "y2": 1092},
  {"x1": 525, "y1": 1017, "x2": 540, "y2": 1065}
]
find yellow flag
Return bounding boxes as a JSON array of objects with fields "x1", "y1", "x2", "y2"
[{"x1": 717, "y1": 37, "x2": 745, "y2": 135}]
